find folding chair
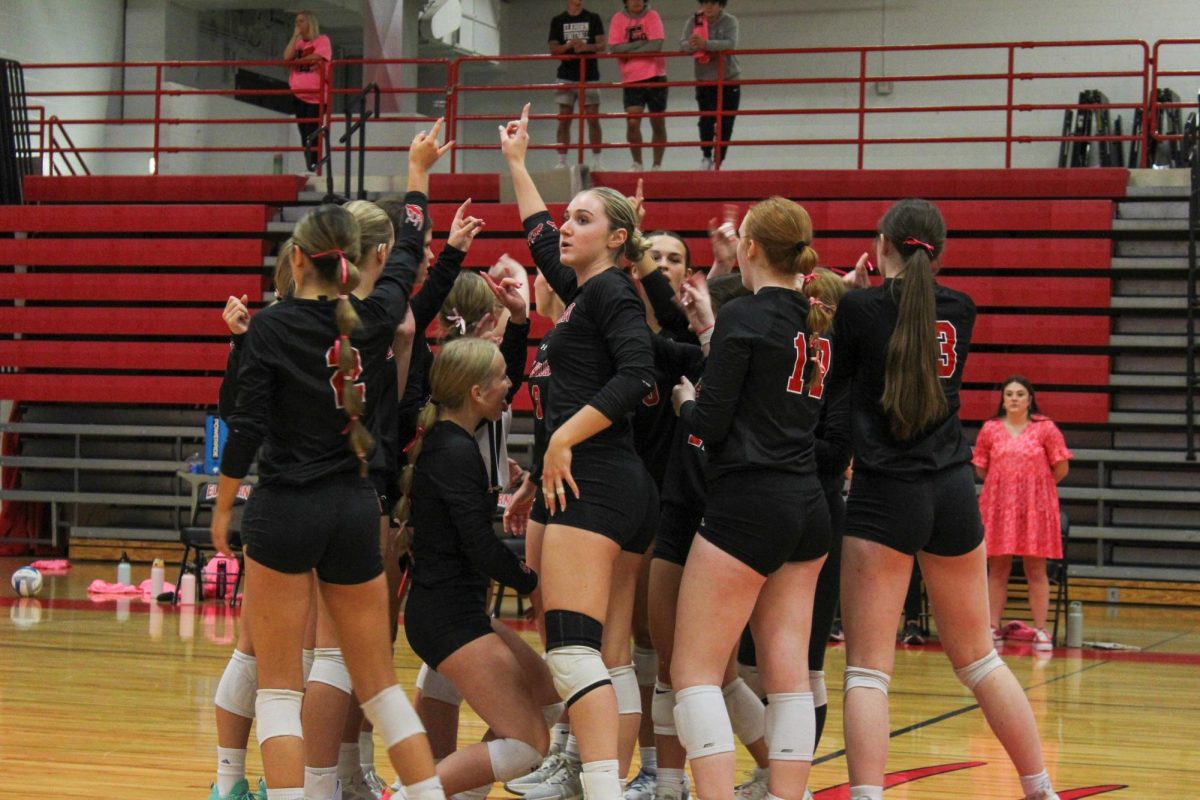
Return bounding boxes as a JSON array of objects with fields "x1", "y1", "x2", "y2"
[{"x1": 176, "y1": 480, "x2": 252, "y2": 608}]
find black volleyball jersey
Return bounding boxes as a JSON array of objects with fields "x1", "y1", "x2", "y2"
[
  {"x1": 410, "y1": 420, "x2": 538, "y2": 595},
  {"x1": 640, "y1": 268, "x2": 696, "y2": 344},
  {"x1": 632, "y1": 331, "x2": 684, "y2": 489},
  {"x1": 397, "y1": 244, "x2": 468, "y2": 452},
  {"x1": 527, "y1": 331, "x2": 553, "y2": 483},
  {"x1": 221, "y1": 192, "x2": 425, "y2": 484},
  {"x1": 681, "y1": 287, "x2": 824, "y2": 479},
  {"x1": 827, "y1": 279, "x2": 975, "y2": 478},
  {"x1": 651, "y1": 335, "x2": 707, "y2": 509},
  {"x1": 523, "y1": 211, "x2": 655, "y2": 447}
]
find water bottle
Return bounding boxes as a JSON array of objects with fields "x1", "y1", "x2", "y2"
[
  {"x1": 116, "y1": 551, "x2": 132, "y2": 586},
  {"x1": 186, "y1": 451, "x2": 204, "y2": 474},
  {"x1": 272, "y1": 152, "x2": 284, "y2": 175},
  {"x1": 1066, "y1": 601, "x2": 1084, "y2": 648},
  {"x1": 179, "y1": 572, "x2": 197, "y2": 605},
  {"x1": 150, "y1": 558, "x2": 165, "y2": 598},
  {"x1": 216, "y1": 559, "x2": 228, "y2": 600}
]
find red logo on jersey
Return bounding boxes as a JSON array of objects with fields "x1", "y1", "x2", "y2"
[
  {"x1": 686, "y1": 434, "x2": 704, "y2": 448},
  {"x1": 325, "y1": 344, "x2": 366, "y2": 409},
  {"x1": 557, "y1": 302, "x2": 575, "y2": 324},
  {"x1": 935, "y1": 320, "x2": 958, "y2": 379},
  {"x1": 642, "y1": 385, "x2": 660, "y2": 407},
  {"x1": 405, "y1": 203, "x2": 424, "y2": 229},
  {"x1": 530, "y1": 384, "x2": 544, "y2": 420},
  {"x1": 527, "y1": 219, "x2": 559, "y2": 247},
  {"x1": 529, "y1": 360, "x2": 552, "y2": 379}
]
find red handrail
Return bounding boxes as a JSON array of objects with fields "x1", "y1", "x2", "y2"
[{"x1": 17, "y1": 40, "x2": 1164, "y2": 174}]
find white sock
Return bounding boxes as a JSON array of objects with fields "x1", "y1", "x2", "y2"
[
  {"x1": 1020, "y1": 770, "x2": 1053, "y2": 798},
  {"x1": 216, "y1": 747, "x2": 246, "y2": 796},
  {"x1": 338, "y1": 742, "x2": 362, "y2": 780},
  {"x1": 580, "y1": 760, "x2": 621, "y2": 800},
  {"x1": 550, "y1": 723, "x2": 570, "y2": 753},
  {"x1": 565, "y1": 734, "x2": 580, "y2": 761},
  {"x1": 406, "y1": 775, "x2": 447, "y2": 800},
  {"x1": 849, "y1": 786, "x2": 883, "y2": 800},
  {"x1": 267, "y1": 790, "x2": 306, "y2": 800},
  {"x1": 359, "y1": 731, "x2": 375, "y2": 771},
  {"x1": 304, "y1": 765, "x2": 338, "y2": 800},
  {"x1": 455, "y1": 785, "x2": 491, "y2": 800},
  {"x1": 302, "y1": 648, "x2": 315, "y2": 685},
  {"x1": 657, "y1": 768, "x2": 685, "y2": 796},
  {"x1": 638, "y1": 746, "x2": 656, "y2": 772}
]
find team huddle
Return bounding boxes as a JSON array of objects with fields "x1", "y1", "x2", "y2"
[{"x1": 206, "y1": 108, "x2": 1061, "y2": 800}]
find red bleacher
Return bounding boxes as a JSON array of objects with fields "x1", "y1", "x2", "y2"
[{"x1": 1, "y1": 169, "x2": 1119, "y2": 423}]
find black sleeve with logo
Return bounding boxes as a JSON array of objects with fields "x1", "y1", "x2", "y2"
[
  {"x1": 526, "y1": 334, "x2": 552, "y2": 482},
  {"x1": 634, "y1": 332, "x2": 705, "y2": 487},
  {"x1": 680, "y1": 288, "x2": 822, "y2": 479},
  {"x1": 640, "y1": 268, "x2": 696, "y2": 343},
  {"x1": 813, "y1": 334, "x2": 851, "y2": 480},
  {"x1": 410, "y1": 421, "x2": 537, "y2": 594},
  {"x1": 654, "y1": 336, "x2": 708, "y2": 508},
  {"x1": 222, "y1": 193, "x2": 425, "y2": 483},
  {"x1": 500, "y1": 317, "x2": 530, "y2": 404},
  {"x1": 826, "y1": 280, "x2": 975, "y2": 479},
  {"x1": 218, "y1": 333, "x2": 246, "y2": 421}
]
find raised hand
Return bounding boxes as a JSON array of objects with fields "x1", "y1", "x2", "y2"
[
  {"x1": 843, "y1": 252, "x2": 872, "y2": 289},
  {"x1": 222, "y1": 294, "x2": 250, "y2": 335},
  {"x1": 679, "y1": 271, "x2": 715, "y2": 334},
  {"x1": 627, "y1": 178, "x2": 646, "y2": 228},
  {"x1": 446, "y1": 198, "x2": 485, "y2": 251},
  {"x1": 499, "y1": 103, "x2": 532, "y2": 164},
  {"x1": 409, "y1": 117, "x2": 454, "y2": 172},
  {"x1": 483, "y1": 270, "x2": 528, "y2": 324},
  {"x1": 671, "y1": 376, "x2": 696, "y2": 416}
]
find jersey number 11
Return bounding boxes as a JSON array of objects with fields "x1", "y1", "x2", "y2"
[{"x1": 786, "y1": 333, "x2": 831, "y2": 399}]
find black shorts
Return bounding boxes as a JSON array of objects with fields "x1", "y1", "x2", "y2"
[
  {"x1": 700, "y1": 470, "x2": 831, "y2": 576},
  {"x1": 844, "y1": 462, "x2": 983, "y2": 557},
  {"x1": 531, "y1": 484, "x2": 548, "y2": 526},
  {"x1": 623, "y1": 76, "x2": 668, "y2": 113},
  {"x1": 653, "y1": 502, "x2": 703, "y2": 566},
  {"x1": 241, "y1": 473, "x2": 384, "y2": 584},
  {"x1": 546, "y1": 443, "x2": 658, "y2": 554},
  {"x1": 404, "y1": 583, "x2": 492, "y2": 670}
]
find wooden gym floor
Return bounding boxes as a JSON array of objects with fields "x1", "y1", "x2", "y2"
[{"x1": 1, "y1": 558, "x2": 1198, "y2": 797}]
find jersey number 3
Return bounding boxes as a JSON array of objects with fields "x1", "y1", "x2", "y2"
[
  {"x1": 326, "y1": 345, "x2": 366, "y2": 409},
  {"x1": 936, "y1": 320, "x2": 958, "y2": 379},
  {"x1": 786, "y1": 333, "x2": 831, "y2": 399}
]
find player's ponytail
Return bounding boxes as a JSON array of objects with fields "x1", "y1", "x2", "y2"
[
  {"x1": 801, "y1": 267, "x2": 846, "y2": 340},
  {"x1": 439, "y1": 271, "x2": 498, "y2": 340},
  {"x1": 878, "y1": 198, "x2": 948, "y2": 440},
  {"x1": 743, "y1": 196, "x2": 818, "y2": 277},
  {"x1": 589, "y1": 187, "x2": 651, "y2": 263}
]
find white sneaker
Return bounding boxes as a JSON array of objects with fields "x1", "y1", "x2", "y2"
[
  {"x1": 554, "y1": 160, "x2": 568, "y2": 170},
  {"x1": 506, "y1": 752, "x2": 567, "y2": 796},
  {"x1": 733, "y1": 767, "x2": 769, "y2": 800},
  {"x1": 623, "y1": 766, "x2": 656, "y2": 800},
  {"x1": 592, "y1": 154, "x2": 606, "y2": 171},
  {"x1": 629, "y1": 162, "x2": 645, "y2": 172},
  {"x1": 1033, "y1": 628, "x2": 1053, "y2": 651},
  {"x1": 343, "y1": 774, "x2": 382, "y2": 800},
  {"x1": 700, "y1": 156, "x2": 714, "y2": 171},
  {"x1": 522, "y1": 756, "x2": 582, "y2": 800},
  {"x1": 360, "y1": 767, "x2": 387, "y2": 799},
  {"x1": 650, "y1": 165, "x2": 662, "y2": 172},
  {"x1": 803, "y1": 789, "x2": 814, "y2": 800}
]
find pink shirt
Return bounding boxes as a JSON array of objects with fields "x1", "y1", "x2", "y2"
[
  {"x1": 288, "y1": 35, "x2": 332, "y2": 105},
  {"x1": 609, "y1": 9, "x2": 666, "y2": 84}
]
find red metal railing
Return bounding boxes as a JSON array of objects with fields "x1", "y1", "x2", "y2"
[{"x1": 17, "y1": 39, "x2": 1191, "y2": 175}]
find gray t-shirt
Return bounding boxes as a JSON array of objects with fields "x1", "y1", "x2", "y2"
[{"x1": 680, "y1": 10, "x2": 739, "y2": 81}]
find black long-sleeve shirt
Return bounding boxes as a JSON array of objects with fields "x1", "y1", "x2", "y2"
[
  {"x1": 640, "y1": 269, "x2": 696, "y2": 344},
  {"x1": 397, "y1": 244, "x2": 468, "y2": 451},
  {"x1": 217, "y1": 333, "x2": 246, "y2": 421},
  {"x1": 526, "y1": 334, "x2": 552, "y2": 483},
  {"x1": 523, "y1": 211, "x2": 655, "y2": 446},
  {"x1": 680, "y1": 287, "x2": 822, "y2": 479},
  {"x1": 410, "y1": 420, "x2": 538, "y2": 595},
  {"x1": 651, "y1": 335, "x2": 708, "y2": 508},
  {"x1": 826, "y1": 279, "x2": 975, "y2": 479},
  {"x1": 220, "y1": 193, "x2": 424, "y2": 484}
]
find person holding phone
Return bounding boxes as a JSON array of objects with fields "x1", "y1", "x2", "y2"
[{"x1": 680, "y1": 1, "x2": 740, "y2": 170}]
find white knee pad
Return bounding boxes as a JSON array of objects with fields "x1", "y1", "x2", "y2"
[
  {"x1": 764, "y1": 692, "x2": 815, "y2": 762},
  {"x1": 546, "y1": 645, "x2": 612, "y2": 706},
  {"x1": 737, "y1": 662, "x2": 766, "y2": 701},
  {"x1": 308, "y1": 647, "x2": 352, "y2": 694},
  {"x1": 632, "y1": 646, "x2": 657, "y2": 688},
  {"x1": 487, "y1": 738, "x2": 545, "y2": 782},
  {"x1": 844, "y1": 666, "x2": 891, "y2": 695},
  {"x1": 673, "y1": 685, "x2": 735, "y2": 759},
  {"x1": 302, "y1": 648, "x2": 315, "y2": 685},
  {"x1": 954, "y1": 649, "x2": 1005, "y2": 691},
  {"x1": 810, "y1": 671, "x2": 828, "y2": 708},
  {"x1": 542, "y1": 701, "x2": 566, "y2": 728},
  {"x1": 416, "y1": 662, "x2": 464, "y2": 706},
  {"x1": 722, "y1": 677, "x2": 765, "y2": 745},
  {"x1": 652, "y1": 680, "x2": 677, "y2": 736},
  {"x1": 609, "y1": 663, "x2": 641, "y2": 715},
  {"x1": 361, "y1": 684, "x2": 425, "y2": 749},
  {"x1": 215, "y1": 649, "x2": 257, "y2": 718},
  {"x1": 255, "y1": 688, "x2": 304, "y2": 745}
]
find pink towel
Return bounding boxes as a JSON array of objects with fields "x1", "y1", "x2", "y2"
[
  {"x1": 140, "y1": 578, "x2": 175, "y2": 597},
  {"x1": 31, "y1": 559, "x2": 70, "y2": 571},
  {"x1": 86, "y1": 579, "x2": 142, "y2": 595}
]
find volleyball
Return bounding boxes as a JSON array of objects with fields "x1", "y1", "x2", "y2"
[{"x1": 11, "y1": 566, "x2": 43, "y2": 597}]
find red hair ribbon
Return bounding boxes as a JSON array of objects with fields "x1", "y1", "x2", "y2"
[
  {"x1": 801, "y1": 272, "x2": 819, "y2": 286},
  {"x1": 402, "y1": 425, "x2": 425, "y2": 454},
  {"x1": 903, "y1": 237, "x2": 935, "y2": 254},
  {"x1": 311, "y1": 248, "x2": 350, "y2": 286}
]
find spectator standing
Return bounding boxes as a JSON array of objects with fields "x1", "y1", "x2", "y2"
[
  {"x1": 680, "y1": 0, "x2": 740, "y2": 170},
  {"x1": 549, "y1": 1, "x2": 607, "y2": 170},
  {"x1": 973, "y1": 376, "x2": 1071, "y2": 651},
  {"x1": 609, "y1": 0, "x2": 668, "y2": 171},
  {"x1": 284, "y1": 9, "x2": 331, "y2": 173}
]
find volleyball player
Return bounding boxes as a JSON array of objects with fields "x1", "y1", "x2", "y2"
[
  {"x1": 501, "y1": 103, "x2": 657, "y2": 800},
  {"x1": 827, "y1": 198, "x2": 1060, "y2": 800},
  {"x1": 212, "y1": 122, "x2": 453, "y2": 800},
  {"x1": 669, "y1": 197, "x2": 832, "y2": 800}
]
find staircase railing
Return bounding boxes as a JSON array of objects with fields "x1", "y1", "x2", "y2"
[
  {"x1": 46, "y1": 115, "x2": 90, "y2": 176},
  {"x1": 1188, "y1": 91, "x2": 1199, "y2": 461}
]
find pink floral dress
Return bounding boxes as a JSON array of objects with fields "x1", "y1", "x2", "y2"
[{"x1": 972, "y1": 415, "x2": 1071, "y2": 558}]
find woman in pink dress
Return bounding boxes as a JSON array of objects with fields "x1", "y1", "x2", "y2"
[{"x1": 973, "y1": 376, "x2": 1071, "y2": 650}]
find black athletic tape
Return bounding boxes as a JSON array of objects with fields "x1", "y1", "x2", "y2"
[
  {"x1": 544, "y1": 609, "x2": 604, "y2": 650},
  {"x1": 566, "y1": 678, "x2": 613, "y2": 707}
]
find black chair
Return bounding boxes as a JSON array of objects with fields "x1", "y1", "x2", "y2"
[
  {"x1": 491, "y1": 533, "x2": 528, "y2": 619},
  {"x1": 176, "y1": 480, "x2": 252, "y2": 608}
]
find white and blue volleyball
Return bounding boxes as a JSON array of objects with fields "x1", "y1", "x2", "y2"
[{"x1": 11, "y1": 566, "x2": 43, "y2": 597}]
